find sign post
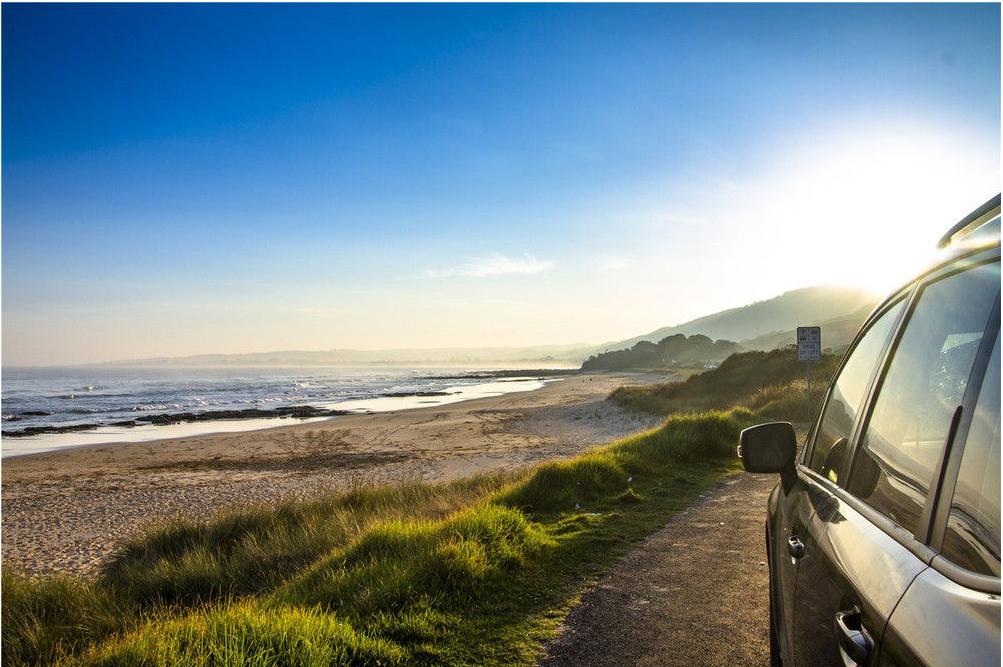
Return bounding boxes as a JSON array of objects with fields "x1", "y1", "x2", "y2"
[{"x1": 796, "y1": 326, "x2": 821, "y2": 418}]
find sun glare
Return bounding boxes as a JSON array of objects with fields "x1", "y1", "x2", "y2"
[{"x1": 663, "y1": 120, "x2": 1001, "y2": 300}]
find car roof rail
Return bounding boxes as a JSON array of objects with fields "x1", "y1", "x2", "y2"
[{"x1": 937, "y1": 194, "x2": 1001, "y2": 249}]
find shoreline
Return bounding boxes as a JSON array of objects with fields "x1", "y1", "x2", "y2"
[
  {"x1": 1, "y1": 374, "x2": 564, "y2": 459},
  {"x1": 2, "y1": 371, "x2": 672, "y2": 576}
]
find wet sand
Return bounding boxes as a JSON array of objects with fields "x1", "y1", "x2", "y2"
[{"x1": 2, "y1": 372, "x2": 670, "y2": 576}]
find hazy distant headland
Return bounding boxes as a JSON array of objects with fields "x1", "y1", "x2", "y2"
[
  {"x1": 77, "y1": 284, "x2": 875, "y2": 370},
  {"x1": 94, "y1": 345, "x2": 591, "y2": 368}
]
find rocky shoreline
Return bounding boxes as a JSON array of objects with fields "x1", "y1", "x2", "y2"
[
  {"x1": 2, "y1": 371, "x2": 665, "y2": 577},
  {"x1": 1, "y1": 405, "x2": 353, "y2": 437},
  {"x1": 1, "y1": 373, "x2": 581, "y2": 439},
  {"x1": 416, "y1": 368, "x2": 580, "y2": 380}
]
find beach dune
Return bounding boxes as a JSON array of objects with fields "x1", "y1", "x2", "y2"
[{"x1": 2, "y1": 372, "x2": 667, "y2": 576}]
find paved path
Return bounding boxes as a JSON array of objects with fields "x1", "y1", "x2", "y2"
[{"x1": 541, "y1": 472, "x2": 777, "y2": 667}]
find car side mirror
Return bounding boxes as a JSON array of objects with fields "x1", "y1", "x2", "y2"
[{"x1": 738, "y1": 422, "x2": 797, "y2": 490}]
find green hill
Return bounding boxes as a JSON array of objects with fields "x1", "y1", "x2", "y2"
[
  {"x1": 595, "y1": 285, "x2": 876, "y2": 354},
  {"x1": 738, "y1": 303, "x2": 875, "y2": 354}
]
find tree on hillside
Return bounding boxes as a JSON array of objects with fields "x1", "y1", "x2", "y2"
[{"x1": 581, "y1": 334, "x2": 741, "y2": 371}]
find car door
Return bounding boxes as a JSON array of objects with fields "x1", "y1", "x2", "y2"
[
  {"x1": 770, "y1": 295, "x2": 908, "y2": 665},
  {"x1": 793, "y1": 255, "x2": 1001, "y2": 667},
  {"x1": 880, "y1": 316, "x2": 1001, "y2": 665}
]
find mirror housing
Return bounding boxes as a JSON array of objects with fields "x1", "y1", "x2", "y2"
[{"x1": 738, "y1": 422, "x2": 797, "y2": 490}]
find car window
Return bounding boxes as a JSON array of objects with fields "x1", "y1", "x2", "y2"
[
  {"x1": 847, "y1": 260, "x2": 1000, "y2": 535},
  {"x1": 807, "y1": 299, "x2": 905, "y2": 483},
  {"x1": 942, "y1": 331, "x2": 1000, "y2": 577}
]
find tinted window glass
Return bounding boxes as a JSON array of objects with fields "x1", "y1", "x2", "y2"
[
  {"x1": 848, "y1": 261, "x2": 1000, "y2": 535},
  {"x1": 808, "y1": 299, "x2": 905, "y2": 483},
  {"x1": 943, "y1": 331, "x2": 1000, "y2": 576}
]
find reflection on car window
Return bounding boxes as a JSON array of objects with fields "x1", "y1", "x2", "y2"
[
  {"x1": 848, "y1": 261, "x2": 1000, "y2": 535},
  {"x1": 808, "y1": 299, "x2": 905, "y2": 484},
  {"x1": 943, "y1": 331, "x2": 1000, "y2": 577}
]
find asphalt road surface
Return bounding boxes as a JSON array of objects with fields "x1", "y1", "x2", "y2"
[{"x1": 541, "y1": 472, "x2": 777, "y2": 667}]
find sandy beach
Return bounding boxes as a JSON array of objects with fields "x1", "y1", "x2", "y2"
[{"x1": 2, "y1": 372, "x2": 669, "y2": 577}]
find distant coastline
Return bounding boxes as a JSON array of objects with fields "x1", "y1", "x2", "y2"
[
  {"x1": 2, "y1": 369, "x2": 577, "y2": 438},
  {"x1": 1, "y1": 368, "x2": 576, "y2": 458},
  {"x1": 88, "y1": 348, "x2": 591, "y2": 368}
]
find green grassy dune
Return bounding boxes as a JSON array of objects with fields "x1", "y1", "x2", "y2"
[
  {"x1": 4, "y1": 348, "x2": 832, "y2": 666},
  {"x1": 610, "y1": 345, "x2": 838, "y2": 420}
]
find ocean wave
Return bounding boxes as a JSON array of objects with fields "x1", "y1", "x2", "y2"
[{"x1": 130, "y1": 403, "x2": 185, "y2": 412}]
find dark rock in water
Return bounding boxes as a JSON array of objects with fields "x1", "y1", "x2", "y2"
[
  {"x1": 270, "y1": 406, "x2": 350, "y2": 418},
  {"x1": 3, "y1": 423, "x2": 100, "y2": 437},
  {"x1": 1, "y1": 405, "x2": 351, "y2": 438},
  {"x1": 3, "y1": 415, "x2": 22, "y2": 422},
  {"x1": 20, "y1": 411, "x2": 54, "y2": 417},
  {"x1": 134, "y1": 406, "x2": 351, "y2": 425},
  {"x1": 417, "y1": 369, "x2": 578, "y2": 380}
]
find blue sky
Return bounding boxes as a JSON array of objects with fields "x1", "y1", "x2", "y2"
[{"x1": 3, "y1": 3, "x2": 1000, "y2": 364}]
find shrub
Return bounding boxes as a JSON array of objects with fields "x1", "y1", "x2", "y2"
[
  {"x1": 79, "y1": 602, "x2": 404, "y2": 667},
  {"x1": 100, "y1": 475, "x2": 518, "y2": 606},
  {"x1": 275, "y1": 504, "x2": 553, "y2": 616},
  {"x1": 611, "y1": 346, "x2": 838, "y2": 420},
  {"x1": 1, "y1": 572, "x2": 132, "y2": 667},
  {"x1": 6, "y1": 398, "x2": 755, "y2": 666},
  {"x1": 497, "y1": 454, "x2": 627, "y2": 514}
]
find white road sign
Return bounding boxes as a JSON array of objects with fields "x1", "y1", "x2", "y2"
[{"x1": 797, "y1": 326, "x2": 821, "y2": 362}]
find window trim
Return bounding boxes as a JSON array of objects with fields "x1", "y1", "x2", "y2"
[
  {"x1": 839, "y1": 249, "x2": 1001, "y2": 594},
  {"x1": 842, "y1": 254, "x2": 1000, "y2": 540},
  {"x1": 808, "y1": 241, "x2": 1003, "y2": 475},
  {"x1": 797, "y1": 245, "x2": 1001, "y2": 595},
  {"x1": 805, "y1": 464, "x2": 941, "y2": 566},
  {"x1": 800, "y1": 288, "x2": 913, "y2": 476},
  {"x1": 928, "y1": 295, "x2": 1000, "y2": 576}
]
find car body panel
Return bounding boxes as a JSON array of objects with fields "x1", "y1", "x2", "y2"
[
  {"x1": 792, "y1": 489, "x2": 926, "y2": 666},
  {"x1": 757, "y1": 197, "x2": 1001, "y2": 667},
  {"x1": 768, "y1": 469, "x2": 831, "y2": 665},
  {"x1": 879, "y1": 564, "x2": 1001, "y2": 666}
]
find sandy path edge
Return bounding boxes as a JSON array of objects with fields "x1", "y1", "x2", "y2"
[
  {"x1": 538, "y1": 472, "x2": 775, "y2": 667},
  {"x1": 3, "y1": 372, "x2": 671, "y2": 577}
]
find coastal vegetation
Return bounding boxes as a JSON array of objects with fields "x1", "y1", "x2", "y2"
[
  {"x1": 598, "y1": 285, "x2": 875, "y2": 353},
  {"x1": 581, "y1": 334, "x2": 741, "y2": 371},
  {"x1": 610, "y1": 345, "x2": 840, "y2": 421},
  {"x1": 3, "y1": 350, "x2": 832, "y2": 667}
]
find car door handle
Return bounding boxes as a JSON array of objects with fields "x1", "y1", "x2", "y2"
[
  {"x1": 787, "y1": 536, "x2": 805, "y2": 559},
  {"x1": 834, "y1": 608, "x2": 873, "y2": 666}
]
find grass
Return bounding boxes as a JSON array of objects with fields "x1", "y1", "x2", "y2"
[
  {"x1": 2, "y1": 474, "x2": 519, "y2": 666},
  {"x1": 4, "y1": 361, "x2": 802, "y2": 665},
  {"x1": 4, "y1": 411, "x2": 752, "y2": 667},
  {"x1": 610, "y1": 345, "x2": 839, "y2": 421},
  {"x1": 101, "y1": 474, "x2": 520, "y2": 605}
]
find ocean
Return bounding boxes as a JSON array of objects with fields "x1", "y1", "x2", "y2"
[{"x1": 1, "y1": 366, "x2": 570, "y2": 457}]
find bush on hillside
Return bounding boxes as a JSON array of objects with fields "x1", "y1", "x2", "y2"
[
  {"x1": 581, "y1": 334, "x2": 741, "y2": 371},
  {"x1": 611, "y1": 345, "x2": 839, "y2": 419}
]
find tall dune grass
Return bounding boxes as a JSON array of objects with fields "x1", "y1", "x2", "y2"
[
  {"x1": 611, "y1": 345, "x2": 838, "y2": 420},
  {"x1": 5, "y1": 360, "x2": 797, "y2": 666}
]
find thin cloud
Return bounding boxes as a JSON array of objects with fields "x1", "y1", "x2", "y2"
[{"x1": 426, "y1": 253, "x2": 555, "y2": 278}]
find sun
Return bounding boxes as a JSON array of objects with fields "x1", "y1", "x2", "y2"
[{"x1": 712, "y1": 119, "x2": 1000, "y2": 298}]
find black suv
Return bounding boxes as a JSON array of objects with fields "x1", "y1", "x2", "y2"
[{"x1": 740, "y1": 195, "x2": 1001, "y2": 667}]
